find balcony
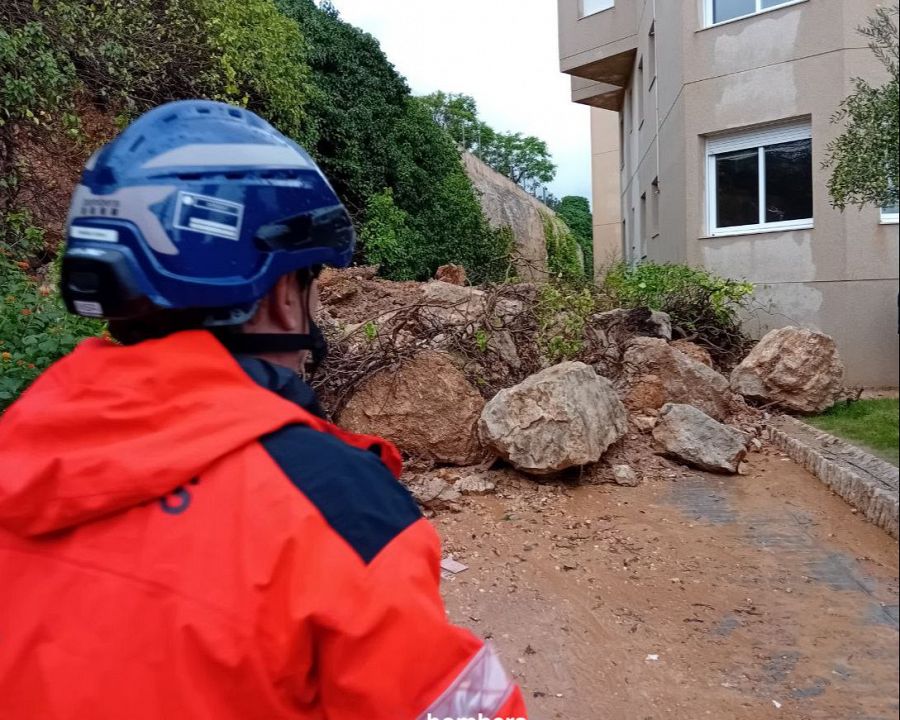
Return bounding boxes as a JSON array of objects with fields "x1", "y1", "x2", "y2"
[{"x1": 558, "y1": 0, "x2": 637, "y2": 110}]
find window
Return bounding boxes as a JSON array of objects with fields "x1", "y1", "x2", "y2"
[
  {"x1": 581, "y1": 0, "x2": 614, "y2": 18},
  {"x1": 882, "y1": 200, "x2": 899, "y2": 224},
  {"x1": 706, "y1": 121, "x2": 812, "y2": 236},
  {"x1": 706, "y1": 0, "x2": 801, "y2": 26}
]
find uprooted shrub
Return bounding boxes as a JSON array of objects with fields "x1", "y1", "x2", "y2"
[{"x1": 603, "y1": 262, "x2": 755, "y2": 367}]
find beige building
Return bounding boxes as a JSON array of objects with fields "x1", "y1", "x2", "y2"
[{"x1": 558, "y1": 0, "x2": 899, "y2": 387}]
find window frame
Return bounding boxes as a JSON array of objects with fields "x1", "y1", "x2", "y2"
[
  {"x1": 580, "y1": 0, "x2": 614, "y2": 19},
  {"x1": 703, "y1": 0, "x2": 806, "y2": 28},
  {"x1": 706, "y1": 121, "x2": 813, "y2": 237}
]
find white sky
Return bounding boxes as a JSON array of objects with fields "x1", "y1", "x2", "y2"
[{"x1": 329, "y1": 0, "x2": 593, "y2": 202}]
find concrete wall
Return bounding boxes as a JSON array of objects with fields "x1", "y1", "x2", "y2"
[
  {"x1": 590, "y1": 108, "x2": 623, "y2": 274},
  {"x1": 560, "y1": 0, "x2": 899, "y2": 387}
]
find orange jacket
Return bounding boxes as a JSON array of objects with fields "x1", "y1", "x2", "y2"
[{"x1": 0, "y1": 331, "x2": 527, "y2": 720}]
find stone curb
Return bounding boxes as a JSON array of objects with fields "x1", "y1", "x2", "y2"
[{"x1": 768, "y1": 416, "x2": 899, "y2": 540}]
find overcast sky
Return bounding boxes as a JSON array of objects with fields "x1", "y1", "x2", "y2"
[{"x1": 329, "y1": 0, "x2": 593, "y2": 202}]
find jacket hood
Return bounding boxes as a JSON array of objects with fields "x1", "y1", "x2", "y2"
[{"x1": 0, "y1": 331, "x2": 306, "y2": 537}]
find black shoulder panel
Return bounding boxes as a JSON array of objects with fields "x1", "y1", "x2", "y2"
[{"x1": 260, "y1": 424, "x2": 421, "y2": 564}]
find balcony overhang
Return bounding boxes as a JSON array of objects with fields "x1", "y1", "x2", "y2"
[
  {"x1": 565, "y1": 46, "x2": 635, "y2": 111},
  {"x1": 570, "y1": 77, "x2": 625, "y2": 111}
]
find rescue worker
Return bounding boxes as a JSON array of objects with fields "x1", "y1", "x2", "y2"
[{"x1": 0, "y1": 100, "x2": 527, "y2": 720}]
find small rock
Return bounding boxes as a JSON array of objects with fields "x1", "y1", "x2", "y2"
[
  {"x1": 632, "y1": 414, "x2": 658, "y2": 433},
  {"x1": 612, "y1": 464, "x2": 641, "y2": 487},
  {"x1": 434, "y1": 263, "x2": 467, "y2": 286},
  {"x1": 454, "y1": 474, "x2": 497, "y2": 495}
]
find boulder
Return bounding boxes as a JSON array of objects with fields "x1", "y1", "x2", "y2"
[
  {"x1": 623, "y1": 338, "x2": 740, "y2": 421},
  {"x1": 590, "y1": 307, "x2": 673, "y2": 342},
  {"x1": 670, "y1": 339, "x2": 714, "y2": 368},
  {"x1": 652, "y1": 403, "x2": 749, "y2": 474},
  {"x1": 478, "y1": 362, "x2": 627, "y2": 476},
  {"x1": 339, "y1": 352, "x2": 485, "y2": 466},
  {"x1": 434, "y1": 263, "x2": 467, "y2": 286},
  {"x1": 421, "y1": 281, "x2": 486, "y2": 327},
  {"x1": 730, "y1": 327, "x2": 845, "y2": 413}
]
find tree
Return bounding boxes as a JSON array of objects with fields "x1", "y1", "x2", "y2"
[
  {"x1": 556, "y1": 196, "x2": 593, "y2": 278},
  {"x1": 480, "y1": 131, "x2": 556, "y2": 189},
  {"x1": 823, "y1": 4, "x2": 899, "y2": 210},
  {"x1": 420, "y1": 91, "x2": 482, "y2": 151}
]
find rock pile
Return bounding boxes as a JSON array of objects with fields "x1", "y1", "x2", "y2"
[{"x1": 313, "y1": 269, "x2": 846, "y2": 500}]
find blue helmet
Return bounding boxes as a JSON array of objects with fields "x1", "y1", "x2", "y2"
[{"x1": 61, "y1": 100, "x2": 355, "y2": 325}]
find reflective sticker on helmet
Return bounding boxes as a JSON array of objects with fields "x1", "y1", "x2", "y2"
[
  {"x1": 174, "y1": 191, "x2": 244, "y2": 241},
  {"x1": 73, "y1": 301, "x2": 104, "y2": 317},
  {"x1": 70, "y1": 226, "x2": 119, "y2": 243}
]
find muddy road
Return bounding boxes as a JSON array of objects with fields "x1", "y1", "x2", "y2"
[{"x1": 437, "y1": 449, "x2": 899, "y2": 719}]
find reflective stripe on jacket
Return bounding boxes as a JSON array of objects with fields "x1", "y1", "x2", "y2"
[{"x1": 0, "y1": 330, "x2": 527, "y2": 719}]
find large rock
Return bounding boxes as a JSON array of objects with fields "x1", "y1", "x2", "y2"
[
  {"x1": 670, "y1": 339, "x2": 714, "y2": 368},
  {"x1": 730, "y1": 327, "x2": 845, "y2": 413},
  {"x1": 591, "y1": 308, "x2": 673, "y2": 342},
  {"x1": 478, "y1": 362, "x2": 627, "y2": 476},
  {"x1": 652, "y1": 404, "x2": 749, "y2": 474},
  {"x1": 462, "y1": 152, "x2": 549, "y2": 281},
  {"x1": 421, "y1": 281, "x2": 524, "y2": 329},
  {"x1": 339, "y1": 352, "x2": 485, "y2": 466},
  {"x1": 622, "y1": 338, "x2": 740, "y2": 421}
]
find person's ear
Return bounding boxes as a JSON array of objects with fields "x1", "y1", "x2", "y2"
[{"x1": 269, "y1": 274, "x2": 302, "y2": 332}]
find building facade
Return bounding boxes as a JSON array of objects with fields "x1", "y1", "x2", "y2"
[{"x1": 559, "y1": 0, "x2": 899, "y2": 387}]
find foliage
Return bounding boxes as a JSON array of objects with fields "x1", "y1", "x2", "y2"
[
  {"x1": 421, "y1": 90, "x2": 557, "y2": 194},
  {"x1": 555, "y1": 196, "x2": 593, "y2": 280},
  {"x1": 196, "y1": 0, "x2": 315, "y2": 145},
  {"x1": 358, "y1": 188, "x2": 421, "y2": 279},
  {"x1": 276, "y1": 3, "x2": 510, "y2": 281},
  {"x1": 806, "y1": 398, "x2": 899, "y2": 466},
  {"x1": 535, "y1": 283, "x2": 595, "y2": 363},
  {"x1": 420, "y1": 91, "x2": 482, "y2": 151},
  {"x1": 541, "y1": 210, "x2": 584, "y2": 283},
  {"x1": 0, "y1": 21, "x2": 75, "y2": 127},
  {"x1": 604, "y1": 262, "x2": 755, "y2": 364},
  {"x1": 823, "y1": 4, "x2": 899, "y2": 210},
  {"x1": 1, "y1": 213, "x2": 103, "y2": 411}
]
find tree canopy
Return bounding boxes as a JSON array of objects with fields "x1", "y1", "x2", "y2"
[
  {"x1": 421, "y1": 91, "x2": 557, "y2": 195},
  {"x1": 824, "y1": 4, "x2": 899, "y2": 210}
]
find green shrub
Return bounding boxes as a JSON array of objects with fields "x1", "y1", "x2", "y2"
[
  {"x1": 197, "y1": 0, "x2": 315, "y2": 145},
  {"x1": 359, "y1": 188, "x2": 421, "y2": 279},
  {"x1": 0, "y1": 21, "x2": 75, "y2": 126},
  {"x1": 536, "y1": 283, "x2": 596, "y2": 363},
  {"x1": 555, "y1": 196, "x2": 593, "y2": 280},
  {"x1": 541, "y1": 210, "x2": 584, "y2": 283},
  {"x1": 604, "y1": 262, "x2": 754, "y2": 364},
  {"x1": 0, "y1": 259, "x2": 103, "y2": 411}
]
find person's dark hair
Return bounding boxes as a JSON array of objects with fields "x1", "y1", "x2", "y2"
[{"x1": 109, "y1": 267, "x2": 321, "y2": 346}]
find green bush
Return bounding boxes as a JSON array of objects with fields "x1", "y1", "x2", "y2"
[
  {"x1": 541, "y1": 210, "x2": 584, "y2": 283},
  {"x1": 0, "y1": 21, "x2": 75, "y2": 126},
  {"x1": 604, "y1": 262, "x2": 754, "y2": 364},
  {"x1": 555, "y1": 196, "x2": 593, "y2": 280},
  {"x1": 197, "y1": 0, "x2": 316, "y2": 146},
  {"x1": 358, "y1": 188, "x2": 421, "y2": 279},
  {"x1": 535, "y1": 283, "x2": 595, "y2": 363}
]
